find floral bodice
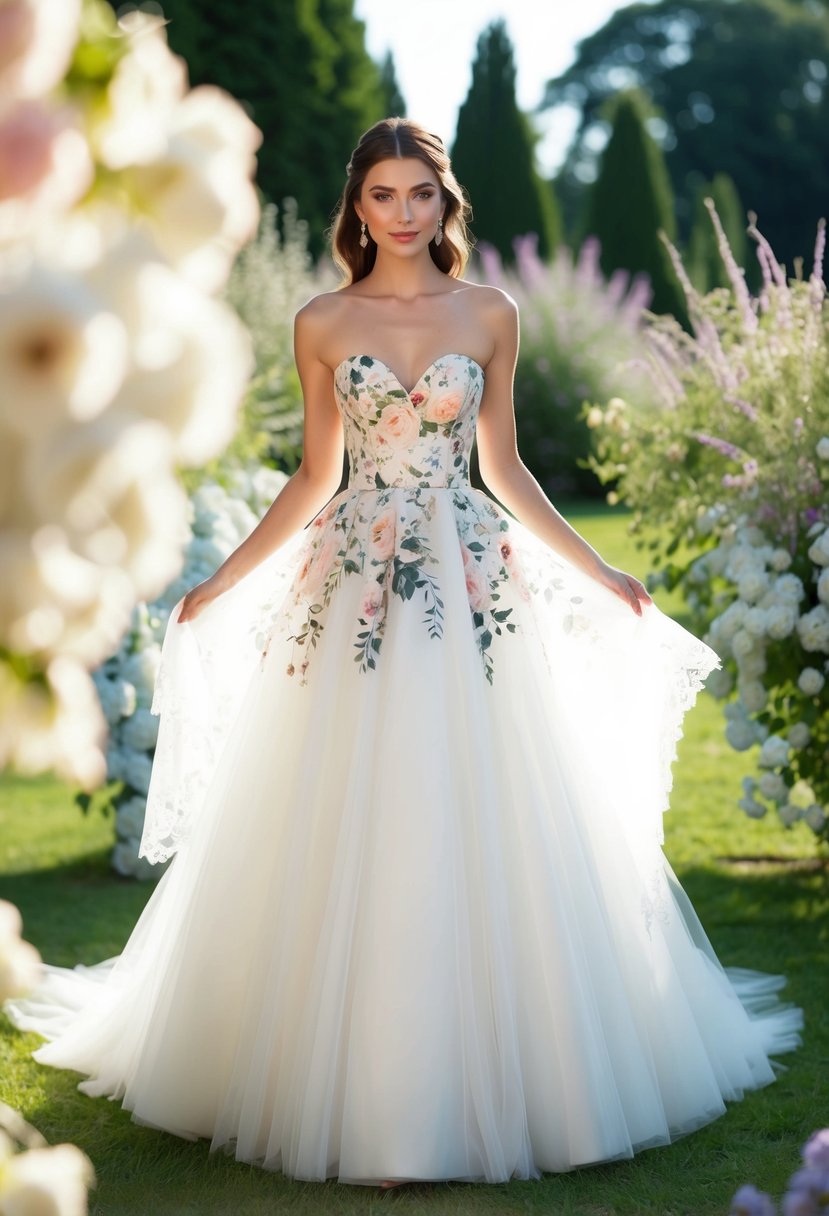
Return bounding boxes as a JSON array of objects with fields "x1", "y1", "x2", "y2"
[
  {"x1": 334, "y1": 353, "x2": 482, "y2": 489},
  {"x1": 266, "y1": 352, "x2": 545, "y2": 685}
]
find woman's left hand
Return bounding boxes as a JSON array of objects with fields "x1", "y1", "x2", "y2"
[{"x1": 595, "y1": 562, "x2": 653, "y2": 616}]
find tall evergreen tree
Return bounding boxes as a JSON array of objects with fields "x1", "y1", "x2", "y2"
[
  {"x1": 686, "y1": 173, "x2": 750, "y2": 294},
  {"x1": 583, "y1": 90, "x2": 685, "y2": 318},
  {"x1": 452, "y1": 20, "x2": 561, "y2": 262},
  {"x1": 149, "y1": 0, "x2": 386, "y2": 249},
  {"x1": 379, "y1": 51, "x2": 406, "y2": 117}
]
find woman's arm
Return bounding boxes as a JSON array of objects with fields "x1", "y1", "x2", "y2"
[
  {"x1": 475, "y1": 291, "x2": 652, "y2": 617},
  {"x1": 178, "y1": 300, "x2": 344, "y2": 622}
]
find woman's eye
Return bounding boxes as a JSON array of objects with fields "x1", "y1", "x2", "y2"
[{"x1": 416, "y1": 191, "x2": 434, "y2": 200}]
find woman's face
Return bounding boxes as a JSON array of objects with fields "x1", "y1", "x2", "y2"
[{"x1": 355, "y1": 157, "x2": 444, "y2": 259}]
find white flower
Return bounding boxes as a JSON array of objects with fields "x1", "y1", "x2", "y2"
[
  {"x1": 119, "y1": 705, "x2": 158, "y2": 752},
  {"x1": 736, "y1": 570, "x2": 769, "y2": 604},
  {"x1": 739, "y1": 680, "x2": 767, "y2": 713},
  {"x1": 818, "y1": 567, "x2": 829, "y2": 606},
  {"x1": 804, "y1": 804, "x2": 826, "y2": 832},
  {"x1": 770, "y1": 548, "x2": 792, "y2": 572},
  {"x1": 788, "y1": 722, "x2": 811, "y2": 749},
  {"x1": 0, "y1": 0, "x2": 81, "y2": 100},
  {"x1": 705, "y1": 667, "x2": 733, "y2": 699},
  {"x1": 124, "y1": 85, "x2": 261, "y2": 293},
  {"x1": 712, "y1": 600, "x2": 748, "y2": 642},
  {"x1": 797, "y1": 666, "x2": 826, "y2": 696},
  {"x1": 0, "y1": 261, "x2": 127, "y2": 439},
  {"x1": 758, "y1": 734, "x2": 790, "y2": 769},
  {"x1": 114, "y1": 795, "x2": 146, "y2": 840},
  {"x1": 88, "y1": 248, "x2": 254, "y2": 465},
  {"x1": 743, "y1": 606, "x2": 768, "y2": 637},
  {"x1": 1, "y1": 655, "x2": 106, "y2": 790},
  {"x1": 93, "y1": 16, "x2": 187, "y2": 169},
  {"x1": 739, "y1": 796, "x2": 767, "y2": 819},
  {"x1": 742, "y1": 776, "x2": 758, "y2": 796},
  {"x1": 808, "y1": 527, "x2": 829, "y2": 567},
  {"x1": 797, "y1": 604, "x2": 829, "y2": 653},
  {"x1": 726, "y1": 718, "x2": 757, "y2": 751},
  {"x1": 0, "y1": 899, "x2": 41, "y2": 1001},
  {"x1": 0, "y1": 101, "x2": 93, "y2": 244},
  {"x1": 816, "y1": 436, "x2": 829, "y2": 460},
  {"x1": 778, "y1": 804, "x2": 803, "y2": 827},
  {"x1": 772, "y1": 574, "x2": 805, "y2": 605},
  {"x1": 123, "y1": 749, "x2": 153, "y2": 795},
  {"x1": 0, "y1": 1138, "x2": 95, "y2": 1215},
  {"x1": 758, "y1": 771, "x2": 787, "y2": 802},
  {"x1": 732, "y1": 629, "x2": 757, "y2": 659},
  {"x1": 765, "y1": 604, "x2": 797, "y2": 640}
]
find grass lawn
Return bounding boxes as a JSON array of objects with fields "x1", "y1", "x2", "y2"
[{"x1": 1, "y1": 503, "x2": 827, "y2": 1216}]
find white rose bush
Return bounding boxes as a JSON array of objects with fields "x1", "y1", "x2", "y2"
[
  {"x1": 0, "y1": 0, "x2": 262, "y2": 793},
  {"x1": 587, "y1": 201, "x2": 829, "y2": 845},
  {"x1": 0, "y1": 901, "x2": 96, "y2": 1213},
  {"x1": 87, "y1": 465, "x2": 287, "y2": 879}
]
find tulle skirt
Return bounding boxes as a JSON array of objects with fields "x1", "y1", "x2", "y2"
[{"x1": 5, "y1": 486, "x2": 803, "y2": 1184}]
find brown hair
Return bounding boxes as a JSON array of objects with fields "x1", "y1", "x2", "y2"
[{"x1": 329, "y1": 117, "x2": 473, "y2": 286}]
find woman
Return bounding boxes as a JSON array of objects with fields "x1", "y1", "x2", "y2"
[{"x1": 6, "y1": 118, "x2": 802, "y2": 1190}]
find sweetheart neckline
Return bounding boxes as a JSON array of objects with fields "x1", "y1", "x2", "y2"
[{"x1": 334, "y1": 352, "x2": 485, "y2": 398}]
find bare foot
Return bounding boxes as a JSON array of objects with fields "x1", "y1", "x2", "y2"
[{"x1": 378, "y1": 1179, "x2": 412, "y2": 1190}]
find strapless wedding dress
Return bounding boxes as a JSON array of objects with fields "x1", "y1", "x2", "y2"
[{"x1": 5, "y1": 353, "x2": 802, "y2": 1185}]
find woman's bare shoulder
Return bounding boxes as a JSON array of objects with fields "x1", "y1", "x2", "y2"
[{"x1": 455, "y1": 279, "x2": 518, "y2": 318}]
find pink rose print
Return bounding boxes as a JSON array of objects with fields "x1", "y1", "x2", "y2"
[
  {"x1": 361, "y1": 583, "x2": 384, "y2": 618},
  {"x1": 425, "y1": 393, "x2": 463, "y2": 424},
  {"x1": 369, "y1": 510, "x2": 396, "y2": 561},
  {"x1": 409, "y1": 387, "x2": 429, "y2": 408},
  {"x1": 464, "y1": 564, "x2": 491, "y2": 612},
  {"x1": 375, "y1": 402, "x2": 420, "y2": 449},
  {"x1": 299, "y1": 535, "x2": 336, "y2": 593}
]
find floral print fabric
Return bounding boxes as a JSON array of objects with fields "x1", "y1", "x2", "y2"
[{"x1": 270, "y1": 353, "x2": 529, "y2": 684}]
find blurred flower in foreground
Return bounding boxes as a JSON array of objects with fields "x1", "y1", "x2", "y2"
[
  {"x1": 0, "y1": 0, "x2": 261, "y2": 788},
  {"x1": 0, "y1": 899, "x2": 41, "y2": 1001},
  {"x1": 730, "y1": 1129, "x2": 829, "y2": 1215}
]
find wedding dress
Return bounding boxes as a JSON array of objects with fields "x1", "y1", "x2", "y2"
[{"x1": 5, "y1": 353, "x2": 802, "y2": 1185}]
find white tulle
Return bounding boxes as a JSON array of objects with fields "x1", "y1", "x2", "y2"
[{"x1": 5, "y1": 354, "x2": 802, "y2": 1185}]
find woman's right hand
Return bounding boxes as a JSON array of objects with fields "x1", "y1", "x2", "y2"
[{"x1": 177, "y1": 572, "x2": 230, "y2": 624}]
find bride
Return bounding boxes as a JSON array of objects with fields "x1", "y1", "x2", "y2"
[{"x1": 6, "y1": 118, "x2": 802, "y2": 1191}]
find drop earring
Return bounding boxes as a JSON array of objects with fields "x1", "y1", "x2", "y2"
[
  {"x1": 359, "y1": 221, "x2": 368, "y2": 249},
  {"x1": 434, "y1": 217, "x2": 444, "y2": 246}
]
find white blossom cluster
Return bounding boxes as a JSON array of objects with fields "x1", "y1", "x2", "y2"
[
  {"x1": 699, "y1": 499, "x2": 829, "y2": 834},
  {"x1": 0, "y1": 0, "x2": 261, "y2": 792},
  {"x1": 96, "y1": 467, "x2": 287, "y2": 879},
  {"x1": 0, "y1": 898, "x2": 96, "y2": 1214}
]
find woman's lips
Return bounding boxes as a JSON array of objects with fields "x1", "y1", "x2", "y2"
[{"x1": 390, "y1": 232, "x2": 419, "y2": 242}]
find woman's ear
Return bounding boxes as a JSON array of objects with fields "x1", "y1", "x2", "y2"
[{"x1": 354, "y1": 200, "x2": 365, "y2": 224}]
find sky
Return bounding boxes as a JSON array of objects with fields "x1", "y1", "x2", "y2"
[{"x1": 353, "y1": 0, "x2": 629, "y2": 176}]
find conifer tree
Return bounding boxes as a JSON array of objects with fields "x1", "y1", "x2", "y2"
[
  {"x1": 153, "y1": 0, "x2": 385, "y2": 249},
  {"x1": 452, "y1": 20, "x2": 561, "y2": 262},
  {"x1": 583, "y1": 90, "x2": 684, "y2": 317},
  {"x1": 686, "y1": 173, "x2": 749, "y2": 293},
  {"x1": 380, "y1": 51, "x2": 406, "y2": 117}
]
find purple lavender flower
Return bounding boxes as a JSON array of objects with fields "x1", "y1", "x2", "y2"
[
  {"x1": 803, "y1": 1130, "x2": 829, "y2": 1170},
  {"x1": 696, "y1": 432, "x2": 744, "y2": 461},
  {"x1": 731, "y1": 1183, "x2": 778, "y2": 1216},
  {"x1": 782, "y1": 1166, "x2": 829, "y2": 1216}
]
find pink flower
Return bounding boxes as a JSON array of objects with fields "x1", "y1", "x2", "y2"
[
  {"x1": 369, "y1": 510, "x2": 395, "y2": 561},
  {"x1": 375, "y1": 401, "x2": 420, "y2": 449},
  {"x1": 409, "y1": 387, "x2": 429, "y2": 408},
  {"x1": 499, "y1": 539, "x2": 513, "y2": 564},
  {"x1": 465, "y1": 564, "x2": 491, "y2": 612},
  {"x1": 298, "y1": 535, "x2": 336, "y2": 592},
  {"x1": 424, "y1": 392, "x2": 463, "y2": 424},
  {"x1": 360, "y1": 583, "x2": 383, "y2": 618}
]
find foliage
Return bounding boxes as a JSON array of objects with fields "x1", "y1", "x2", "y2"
[
  {"x1": 583, "y1": 89, "x2": 686, "y2": 318},
  {"x1": 542, "y1": 0, "x2": 829, "y2": 268},
  {"x1": 379, "y1": 50, "x2": 406, "y2": 117},
  {"x1": 687, "y1": 174, "x2": 750, "y2": 294},
  {"x1": 452, "y1": 20, "x2": 561, "y2": 262},
  {"x1": 200, "y1": 200, "x2": 328, "y2": 484},
  {"x1": 153, "y1": 0, "x2": 388, "y2": 252},
  {"x1": 476, "y1": 234, "x2": 655, "y2": 496},
  {"x1": 587, "y1": 204, "x2": 829, "y2": 843}
]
